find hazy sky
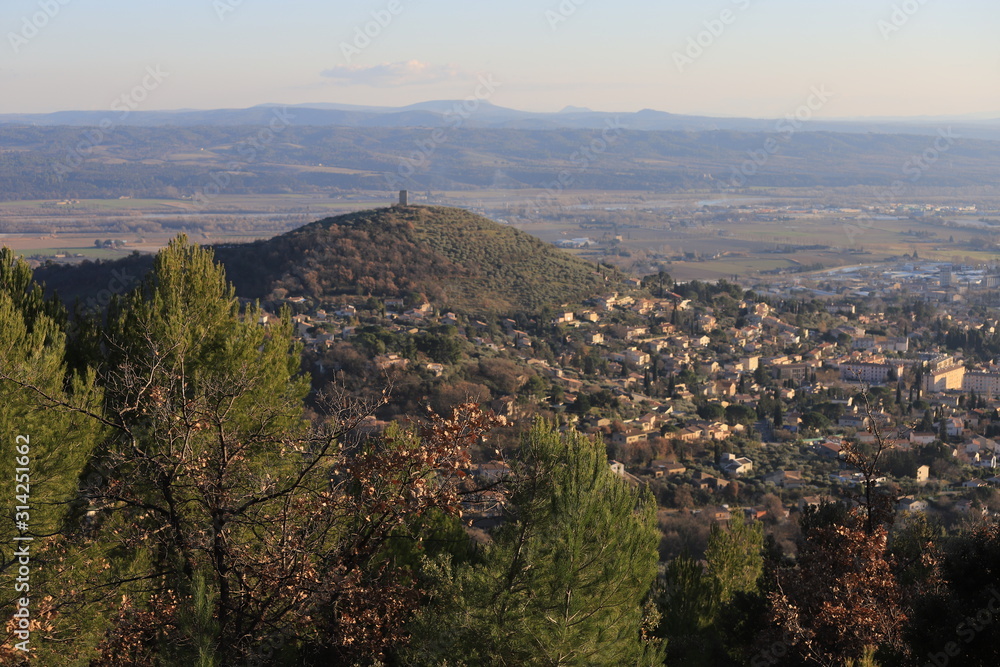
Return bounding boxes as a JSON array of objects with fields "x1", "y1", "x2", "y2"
[{"x1": 1, "y1": 0, "x2": 998, "y2": 118}]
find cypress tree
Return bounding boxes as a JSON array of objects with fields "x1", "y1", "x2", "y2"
[{"x1": 658, "y1": 513, "x2": 764, "y2": 665}]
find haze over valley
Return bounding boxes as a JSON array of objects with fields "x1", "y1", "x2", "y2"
[{"x1": 4, "y1": 1, "x2": 1000, "y2": 665}]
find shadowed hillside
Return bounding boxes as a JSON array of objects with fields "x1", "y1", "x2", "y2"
[
  {"x1": 213, "y1": 205, "x2": 614, "y2": 312},
  {"x1": 35, "y1": 206, "x2": 616, "y2": 314}
]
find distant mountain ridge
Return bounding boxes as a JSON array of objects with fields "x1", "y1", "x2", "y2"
[
  {"x1": 5, "y1": 101, "x2": 1000, "y2": 140},
  {"x1": 4, "y1": 122, "x2": 1000, "y2": 201}
]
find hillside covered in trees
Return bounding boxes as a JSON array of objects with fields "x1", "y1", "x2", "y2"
[
  {"x1": 0, "y1": 239, "x2": 661, "y2": 665},
  {"x1": 213, "y1": 205, "x2": 615, "y2": 312},
  {"x1": 5, "y1": 238, "x2": 1000, "y2": 665},
  {"x1": 39, "y1": 205, "x2": 616, "y2": 314}
]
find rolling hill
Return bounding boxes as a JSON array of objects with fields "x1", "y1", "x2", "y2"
[
  {"x1": 212, "y1": 205, "x2": 614, "y2": 312},
  {"x1": 35, "y1": 206, "x2": 617, "y2": 314}
]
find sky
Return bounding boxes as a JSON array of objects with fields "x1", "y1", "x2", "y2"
[{"x1": 1, "y1": 0, "x2": 998, "y2": 118}]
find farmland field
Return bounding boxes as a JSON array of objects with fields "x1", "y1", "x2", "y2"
[{"x1": 1, "y1": 189, "x2": 998, "y2": 282}]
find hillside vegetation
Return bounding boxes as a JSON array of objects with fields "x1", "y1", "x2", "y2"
[{"x1": 210, "y1": 205, "x2": 612, "y2": 312}]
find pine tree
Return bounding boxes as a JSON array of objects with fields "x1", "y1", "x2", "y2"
[
  {"x1": 658, "y1": 513, "x2": 764, "y2": 665},
  {"x1": 705, "y1": 513, "x2": 764, "y2": 603},
  {"x1": 67, "y1": 237, "x2": 496, "y2": 664},
  {"x1": 407, "y1": 422, "x2": 662, "y2": 666},
  {"x1": 657, "y1": 554, "x2": 717, "y2": 658},
  {"x1": 0, "y1": 249, "x2": 104, "y2": 665}
]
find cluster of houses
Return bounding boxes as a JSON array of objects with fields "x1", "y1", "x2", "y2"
[{"x1": 269, "y1": 271, "x2": 1000, "y2": 526}]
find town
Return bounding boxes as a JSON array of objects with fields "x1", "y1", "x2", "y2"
[{"x1": 269, "y1": 258, "x2": 1000, "y2": 558}]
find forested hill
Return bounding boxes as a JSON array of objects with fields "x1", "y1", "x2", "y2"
[
  {"x1": 211, "y1": 205, "x2": 614, "y2": 312},
  {"x1": 35, "y1": 206, "x2": 616, "y2": 314}
]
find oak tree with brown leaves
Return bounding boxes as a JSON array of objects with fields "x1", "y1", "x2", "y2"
[{"x1": 765, "y1": 387, "x2": 907, "y2": 666}]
